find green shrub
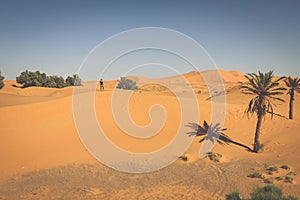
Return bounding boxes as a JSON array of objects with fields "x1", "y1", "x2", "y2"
[
  {"x1": 66, "y1": 74, "x2": 82, "y2": 86},
  {"x1": 286, "y1": 196, "x2": 299, "y2": 200},
  {"x1": 116, "y1": 77, "x2": 138, "y2": 90},
  {"x1": 287, "y1": 171, "x2": 297, "y2": 176},
  {"x1": 16, "y1": 70, "x2": 46, "y2": 87},
  {"x1": 206, "y1": 152, "x2": 222, "y2": 162},
  {"x1": 226, "y1": 185, "x2": 298, "y2": 200},
  {"x1": 250, "y1": 185, "x2": 297, "y2": 200},
  {"x1": 267, "y1": 166, "x2": 279, "y2": 174},
  {"x1": 263, "y1": 178, "x2": 274, "y2": 184},
  {"x1": 284, "y1": 176, "x2": 293, "y2": 183},
  {"x1": 0, "y1": 72, "x2": 4, "y2": 89},
  {"x1": 281, "y1": 165, "x2": 290, "y2": 170},
  {"x1": 46, "y1": 75, "x2": 65, "y2": 88},
  {"x1": 226, "y1": 191, "x2": 242, "y2": 200},
  {"x1": 248, "y1": 172, "x2": 264, "y2": 179}
]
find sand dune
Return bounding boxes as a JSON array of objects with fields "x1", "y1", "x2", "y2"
[
  {"x1": 127, "y1": 69, "x2": 246, "y2": 85},
  {"x1": 0, "y1": 70, "x2": 299, "y2": 199}
]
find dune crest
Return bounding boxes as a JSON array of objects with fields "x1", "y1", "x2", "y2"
[{"x1": 125, "y1": 70, "x2": 246, "y2": 85}]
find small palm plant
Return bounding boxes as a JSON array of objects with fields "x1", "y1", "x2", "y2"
[
  {"x1": 284, "y1": 77, "x2": 300, "y2": 119},
  {"x1": 241, "y1": 71, "x2": 286, "y2": 152}
]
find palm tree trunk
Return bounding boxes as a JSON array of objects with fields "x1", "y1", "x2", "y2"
[
  {"x1": 289, "y1": 90, "x2": 294, "y2": 119},
  {"x1": 254, "y1": 112, "x2": 263, "y2": 153}
]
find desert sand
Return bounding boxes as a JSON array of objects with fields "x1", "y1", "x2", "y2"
[{"x1": 0, "y1": 70, "x2": 299, "y2": 199}]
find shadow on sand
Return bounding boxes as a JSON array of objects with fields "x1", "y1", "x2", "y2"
[
  {"x1": 186, "y1": 120, "x2": 253, "y2": 152},
  {"x1": 11, "y1": 84, "x2": 25, "y2": 88},
  {"x1": 266, "y1": 111, "x2": 289, "y2": 119}
]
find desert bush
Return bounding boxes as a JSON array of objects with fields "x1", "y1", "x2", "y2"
[
  {"x1": 179, "y1": 154, "x2": 188, "y2": 162},
  {"x1": 266, "y1": 166, "x2": 279, "y2": 175},
  {"x1": 47, "y1": 75, "x2": 65, "y2": 88},
  {"x1": 16, "y1": 70, "x2": 81, "y2": 88},
  {"x1": 263, "y1": 178, "x2": 274, "y2": 184},
  {"x1": 206, "y1": 152, "x2": 222, "y2": 162},
  {"x1": 225, "y1": 191, "x2": 242, "y2": 200},
  {"x1": 248, "y1": 172, "x2": 264, "y2": 179},
  {"x1": 250, "y1": 185, "x2": 297, "y2": 200},
  {"x1": 267, "y1": 166, "x2": 279, "y2": 172},
  {"x1": 116, "y1": 77, "x2": 138, "y2": 90},
  {"x1": 66, "y1": 74, "x2": 82, "y2": 86},
  {"x1": 287, "y1": 171, "x2": 297, "y2": 176},
  {"x1": 16, "y1": 70, "x2": 46, "y2": 87},
  {"x1": 0, "y1": 72, "x2": 4, "y2": 89},
  {"x1": 281, "y1": 165, "x2": 290, "y2": 170},
  {"x1": 284, "y1": 176, "x2": 294, "y2": 183},
  {"x1": 225, "y1": 185, "x2": 297, "y2": 200}
]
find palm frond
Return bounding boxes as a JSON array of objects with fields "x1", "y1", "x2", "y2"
[
  {"x1": 285, "y1": 76, "x2": 300, "y2": 93},
  {"x1": 269, "y1": 96, "x2": 285, "y2": 102}
]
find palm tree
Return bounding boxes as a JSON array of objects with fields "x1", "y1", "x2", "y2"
[
  {"x1": 284, "y1": 77, "x2": 300, "y2": 119},
  {"x1": 242, "y1": 71, "x2": 286, "y2": 153}
]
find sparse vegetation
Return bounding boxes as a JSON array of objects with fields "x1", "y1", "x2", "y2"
[
  {"x1": 250, "y1": 185, "x2": 297, "y2": 200},
  {"x1": 179, "y1": 155, "x2": 188, "y2": 162},
  {"x1": 263, "y1": 178, "x2": 274, "y2": 184},
  {"x1": 116, "y1": 77, "x2": 138, "y2": 90},
  {"x1": 284, "y1": 176, "x2": 294, "y2": 183},
  {"x1": 226, "y1": 185, "x2": 298, "y2": 200},
  {"x1": 284, "y1": 77, "x2": 300, "y2": 119},
  {"x1": 0, "y1": 72, "x2": 4, "y2": 89},
  {"x1": 287, "y1": 171, "x2": 297, "y2": 176},
  {"x1": 281, "y1": 165, "x2": 290, "y2": 170},
  {"x1": 249, "y1": 165, "x2": 297, "y2": 186},
  {"x1": 16, "y1": 70, "x2": 81, "y2": 88},
  {"x1": 267, "y1": 166, "x2": 279, "y2": 174},
  {"x1": 248, "y1": 172, "x2": 264, "y2": 179},
  {"x1": 267, "y1": 166, "x2": 278, "y2": 172},
  {"x1": 206, "y1": 152, "x2": 222, "y2": 162},
  {"x1": 225, "y1": 191, "x2": 242, "y2": 200},
  {"x1": 242, "y1": 71, "x2": 286, "y2": 152}
]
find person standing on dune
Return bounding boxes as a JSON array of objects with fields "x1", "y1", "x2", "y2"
[{"x1": 100, "y1": 78, "x2": 104, "y2": 91}]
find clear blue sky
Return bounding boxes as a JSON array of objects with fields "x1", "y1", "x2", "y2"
[{"x1": 0, "y1": 0, "x2": 299, "y2": 80}]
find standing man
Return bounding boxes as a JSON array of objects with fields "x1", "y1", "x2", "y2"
[{"x1": 100, "y1": 78, "x2": 104, "y2": 91}]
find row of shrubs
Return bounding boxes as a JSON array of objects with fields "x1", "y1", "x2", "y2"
[
  {"x1": 0, "y1": 71, "x2": 139, "y2": 90},
  {"x1": 15, "y1": 70, "x2": 82, "y2": 88}
]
